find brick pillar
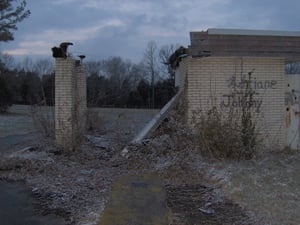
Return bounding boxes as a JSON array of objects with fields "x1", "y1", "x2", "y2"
[
  {"x1": 74, "y1": 60, "x2": 87, "y2": 140},
  {"x1": 55, "y1": 58, "x2": 87, "y2": 150}
]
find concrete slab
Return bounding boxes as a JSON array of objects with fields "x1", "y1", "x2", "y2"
[{"x1": 98, "y1": 174, "x2": 170, "y2": 225}]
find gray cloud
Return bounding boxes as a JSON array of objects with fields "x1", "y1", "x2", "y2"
[{"x1": 1, "y1": 0, "x2": 300, "y2": 62}]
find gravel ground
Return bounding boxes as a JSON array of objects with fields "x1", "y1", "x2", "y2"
[
  {"x1": 1, "y1": 135, "x2": 299, "y2": 225},
  {"x1": 197, "y1": 150, "x2": 300, "y2": 225},
  {"x1": 0, "y1": 138, "x2": 256, "y2": 225},
  {"x1": 1, "y1": 105, "x2": 299, "y2": 225},
  {"x1": 166, "y1": 184, "x2": 253, "y2": 225},
  {"x1": 0, "y1": 138, "x2": 127, "y2": 225}
]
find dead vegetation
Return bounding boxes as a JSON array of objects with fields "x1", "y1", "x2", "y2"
[
  {"x1": 192, "y1": 71, "x2": 260, "y2": 160},
  {"x1": 166, "y1": 184, "x2": 254, "y2": 225},
  {"x1": 1, "y1": 82, "x2": 297, "y2": 225},
  {"x1": 30, "y1": 105, "x2": 55, "y2": 139},
  {"x1": 124, "y1": 109, "x2": 258, "y2": 225}
]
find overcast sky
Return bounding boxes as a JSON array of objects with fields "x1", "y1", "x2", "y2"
[{"x1": 1, "y1": 0, "x2": 300, "y2": 62}]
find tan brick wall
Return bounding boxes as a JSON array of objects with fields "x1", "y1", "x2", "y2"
[
  {"x1": 74, "y1": 61, "x2": 87, "y2": 140},
  {"x1": 182, "y1": 56, "x2": 285, "y2": 149},
  {"x1": 55, "y1": 58, "x2": 87, "y2": 150}
]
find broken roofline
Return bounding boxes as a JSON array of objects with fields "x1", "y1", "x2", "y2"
[
  {"x1": 189, "y1": 28, "x2": 300, "y2": 63},
  {"x1": 169, "y1": 28, "x2": 300, "y2": 69},
  {"x1": 192, "y1": 28, "x2": 300, "y2": 37}
]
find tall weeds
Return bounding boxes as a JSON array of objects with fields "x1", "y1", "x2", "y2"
[
  {"x1": 31, "y1": 105, "x2": 55, "y2": 139},
  {"x1": 192, "y1": 71, "x2": 260, "y2": 160}
]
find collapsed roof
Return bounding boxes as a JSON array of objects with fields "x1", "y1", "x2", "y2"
[{"x1": 169, "y1": 28, "x2": 300, "y2": 68}]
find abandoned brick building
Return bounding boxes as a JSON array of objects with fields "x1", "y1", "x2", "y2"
[{"x1": 171, "y1": 28, "x2": 300, "y2": 149}]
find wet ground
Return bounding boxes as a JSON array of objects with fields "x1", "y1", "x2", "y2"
[
  {"x1": 97, "y1": 173, "x2": 254, "y2": 225},
  {"x1": 0, "y1": 181, "x2": 65, "y2": 225},
  {"x1": 99, "y1": 174, "x2": 169, "y2": 225},
  {"x1": 0, "y1": 105, "x2": 158, "y2": 225},
  {"x1": 0, "y1": 134, "x2": 37, "y2": 151}
]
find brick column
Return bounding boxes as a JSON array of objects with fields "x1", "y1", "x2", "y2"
[
  {"x1": 74, "y1": 60, "x2": 87, "y2": 140},
  {"x1": 55, "y1": 58, "x2": 87, "y2": 150}
]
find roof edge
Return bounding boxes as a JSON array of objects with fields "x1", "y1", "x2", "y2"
[{"x1": 192, "y1": 28, "x2": 300, "y2": 37}]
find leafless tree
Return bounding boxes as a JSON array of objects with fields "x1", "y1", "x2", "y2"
[
  {"x1": 159, "y1": 44, "x2": 179, "y2": 78},
  {"x1": 17, "y1": 56, "x2": 34, "y2": 72},
  {"x1": 34, "y1": 58, "x2": 54, "y2": 77},
  {"x1": 130, "y1": 62, "x2": 147, "y2": 89},
  {"x1": 84, "y1": 60, "x2": 102, "y2": 77},
  {"x1": 103, "y1": 57, "x2": 130, "y2": 90},
  {"x1": 0, "y1": 53, "x2": 15, "y2": 69},
  {"x1": 33, "y1": 58, "x2": 54, "y2": 105},
  {"x1": 143, "y1": 41, "x2": 159, "y2": 108}
]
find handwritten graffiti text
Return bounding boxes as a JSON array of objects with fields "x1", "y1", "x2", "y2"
[{"x1": 221, "y1": 94, "x2": 262, "y2": 113}]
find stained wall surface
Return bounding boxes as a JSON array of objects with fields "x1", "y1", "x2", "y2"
[
  {"x1": 55, "y1": 58, "x2": 87, "y2": 149},
  {"x1": 177, "y1": 56, "x2": 286, "y2": 149}
]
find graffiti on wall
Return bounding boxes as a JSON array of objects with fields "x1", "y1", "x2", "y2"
[
  {"x1": 221, "y1": 94, "x2": 262, "y2": 112},
  {"x1": 285, "y1": 85, "x2": 300, "y2": 129},
  {"x1": 285, "y1": 89, "x2": 298, "y2": 106},
  {"x1": 220, "y1": 75, "x2": 278, "y2": 113},
  {"x1": 226, "y1": 75, "x2": 277, "y2": 90},
  {"x1": 284, "y1": 76, "x2": 300, "y2": 149}
]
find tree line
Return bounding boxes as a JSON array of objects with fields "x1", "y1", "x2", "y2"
[
  {"x1": 0, "y1": 42, "x2": 177, "y2": 112},
  {"x1": 0, "y1": 1, "x2": 178, "y2": 112}
]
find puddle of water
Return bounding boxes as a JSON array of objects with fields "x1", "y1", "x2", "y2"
[
  {"x1": 0, "y1": 134, "x2": 37, "y2": 151},
  {"x1": 0, "y1": 181, "x2": 65, "y2": 225},
  {"x1": 99, "y1": 174, "x2": 169, "y2": 225}
]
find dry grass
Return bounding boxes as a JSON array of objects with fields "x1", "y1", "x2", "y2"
[{"x1": 30, "y1": 105, "x2": 55, "y2": 139}]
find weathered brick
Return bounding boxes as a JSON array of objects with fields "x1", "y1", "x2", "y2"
[
  {"x1": 178, "y1": 56, "x2": 286, "y2": 149},
  {"x1": 55, "y1": 58, "x2": 87, "y2": 150}
]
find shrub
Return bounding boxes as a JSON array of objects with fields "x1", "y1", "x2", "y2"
[{"x1": 192, "y1": 71, "x2": 260, "y2": 160}]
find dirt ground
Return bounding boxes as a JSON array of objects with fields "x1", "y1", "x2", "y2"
[
  {"x1": 1, "y1": 105, "x2": 299, "y2": 225},
  {"x1": 199, "y1": 150, "x2": 300, "y2": 225},
  {"x1": 1, "y1": 134, "x2": 300, "y2": 225},
  {"x1": 0, "y1": 136, "x2": 256, "y2": 225},
  {"x1": 0, "y1": 137, "x2": 127, "y2": 225},
  {"x1": 125, "y1": 133, "x2": 300, "y2": 225}
]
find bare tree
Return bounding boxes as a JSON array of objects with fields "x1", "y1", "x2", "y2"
[
  {"x1": 129, "y1": 62, "x2": 147, "y2": 90},
  {"x1": 16, "y1": 56, "x2": 34, "y2": 72},
  {"x1": 34, "y1": 58, "x2": 54, "y2": 77},
  {"x1": 84, "y1": 60, "x2": 102, "y2": 77},
  {"x1": 159, "y1": 44, "x2": 179, "y2": 78},
  {"x1": 0, "y1": 53, "x2": 15, "y2": 69},
  {"x1": 33, "y1": 58, "x2": 54, "y2": 105},
  {"x1": 143, "y1": 41, "x2": 159, "y2": 108}
]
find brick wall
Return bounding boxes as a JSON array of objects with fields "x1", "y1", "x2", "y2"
[
  {"x1": 74, "y1": 60, "x2": 87, "y2": 138},
  {"x1": 189, "y1": 30, "x2": 300, "y2": 61},
  {"x1": 180, "y1": 56, "x2": 285, "y2": 149},
  {"x1": 55, "y1": 58, "x2": 87, "y2": 150},
  {"x1": 285, "y1": 75, "x2": 300, "y2": 149}
]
